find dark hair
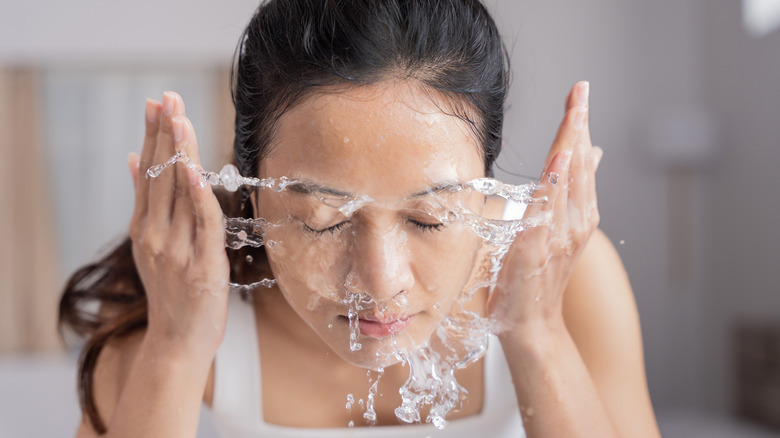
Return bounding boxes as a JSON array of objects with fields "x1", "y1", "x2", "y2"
[
  {"x1": 59, "y1": 0, "x2": 509, "y2": 432},
  {"x1": 232, "y1": 0, "x2": 509, "y2": 213}
]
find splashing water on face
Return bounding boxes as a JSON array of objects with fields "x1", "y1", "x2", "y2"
[
  {"x1": 363, "y1": 369, "x2": 383, "y2": 425},
  {"x1": 147, "y1": 151, "x2": 549, "y2": 428}
]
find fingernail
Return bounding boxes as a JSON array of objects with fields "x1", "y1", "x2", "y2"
[
  {"x1": 172, "y1": 118, "x2": 183, "y2": 142},
  {"x1": 576, "y1": 81, "x2": 589, "y2": 107},
  {"x1": 573, "y1": 106, "x2": 586, "y2": 131},
  {"x1": 162, "y1": 92, "x2": 174, "y2": 116},
  {"x1": 145, "y1": 99, "x2": 156, "y2": 123}
]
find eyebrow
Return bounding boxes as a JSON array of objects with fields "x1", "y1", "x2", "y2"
[{"x1": 285, "y1": 179, "x2": 464, "y2": 199}]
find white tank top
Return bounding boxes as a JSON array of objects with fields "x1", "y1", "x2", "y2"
[{"x1": 208, "y1": 201, "x2": 527, "y2": 438}]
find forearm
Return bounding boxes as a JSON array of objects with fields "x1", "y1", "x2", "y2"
[
  {"x1": 103, "y1": 335, "x2": 212, "y2": 438},
  {"x1": 500, "y1": 320, "x2": 619, "y2": 438}
]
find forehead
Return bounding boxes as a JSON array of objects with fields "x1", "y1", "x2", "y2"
[{"x1": 260, "y1": 81, "x2": 484, "y2": 201}]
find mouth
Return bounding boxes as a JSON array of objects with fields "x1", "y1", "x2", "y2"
[{"x1": 339, "y1": 314, "x2": 413, "y2": 339}]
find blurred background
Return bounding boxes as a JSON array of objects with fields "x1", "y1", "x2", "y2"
[{"x1": 1, "y1": 0, "x2": 779, "y2": 436}]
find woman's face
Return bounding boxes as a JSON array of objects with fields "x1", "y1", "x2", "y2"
[{"x1": 256, "y1": 81, "x2": 487, "y2": 369}]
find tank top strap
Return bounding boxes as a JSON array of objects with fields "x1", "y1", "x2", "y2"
[
  {"x1": 483, "y1": 335, "x2": 519, "y2": 414},
  {"x1": 210, "y1": 292, "x2": 264, "y2": 429}
]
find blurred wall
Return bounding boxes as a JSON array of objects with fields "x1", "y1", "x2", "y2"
[
  {"x1": 0, "y1": 0, "x2": 259, "y2": 64},
  {"x1": 700, "y1": 1, "x2": 780, "y2": 414},
  {"x1": 483, "y1": 0, "x2": 709, "y2": 413}
]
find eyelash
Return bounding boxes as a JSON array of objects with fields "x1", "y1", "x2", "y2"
[
  {"x1": 303, "y1": 221, "x2": 349, "y2": 236},
  {"x1": 408, "y1": 219, "x2": 445, "y2": 233},
  {"x1": 303, "y1": 219, "x2": 445, "y2": 235}
]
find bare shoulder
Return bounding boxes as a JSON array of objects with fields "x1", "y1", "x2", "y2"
[
  {"x1": 562, "y1": 228, "x2": 660, "y2": 436},
  {"x1": 74, "y1": 330, "x2": 216, "y2": 436}
]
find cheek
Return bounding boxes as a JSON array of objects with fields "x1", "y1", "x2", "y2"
[
  {"x1": 265, "y1": 230, "x2": 351, "y2": 303},
  {"x1": 411, "y1": 225, "x2": 482, "y2": 286}
]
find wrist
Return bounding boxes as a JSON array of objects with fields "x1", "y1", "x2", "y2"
[
  {"x1": 141, "y1": 329, "x2": 218, "y2": 372},
  {"x1": 497, "y1": 316, "x2": 572, "y2": 358}
]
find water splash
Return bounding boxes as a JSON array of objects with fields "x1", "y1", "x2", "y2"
[
  {"x1": 466, "y1": 178, "x2": 546, "y2": 205},
  {"x1": 363, "y1": 370, "x2": 383, "y2": 425},
  {"x1": 228, "y1": 278, "x2": 276, "y2": 292},
  {"x1": 146, "y1": 149, "x2": 296, "y2": 192},
  {"x1": 343, "y1": 292, "x2": 375, "y2": 352},
  {"x1": 146, "y1": 151, "x2": 554, "y2": 428},
  {"x1": 224, "y1": 217, "x2": 268, "y2": 250}
]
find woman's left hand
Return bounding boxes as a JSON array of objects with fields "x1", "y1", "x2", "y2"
[{"x1": 488, "y1": 81, "x2": 603, "y2": 338}]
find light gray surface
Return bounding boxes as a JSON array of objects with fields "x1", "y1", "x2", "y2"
[{"x1": 0, "y1": 354, "x2": 221, "y2": 438}]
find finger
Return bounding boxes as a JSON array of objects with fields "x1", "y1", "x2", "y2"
[
  {"x1": 543, "y1": 81, "x2": 590, "y2": 170},
  {"x1": 167, "y1": 117, "x2": 225, "y2": 262},
  {"x1": 192, "y1": 177, "x2": 227, "y2": 263},
  {"x1": 170, "y1": 116, "x2": 199, "y2": 249},
  {"x1": 586, "y1": 146, "x2": 603, "y2": 225},
  {"x1": 149, "y1": 91, "x2": 186, "y2": 226},
  {"x1": 132, "y1": 99, "x2": 162, "y2": 225},
  {"x1": 564, "y1": 80, "x2": 589, "y2": 112},
  {"x1": 566, "y1": 95, "x2": 599, "y2": 233},
  {"x1": 550, "y1": 150, "x2": 573, "y2": 252},
  {"x1": 522, "y1": 150, "x2": 572, "y2": 236}
]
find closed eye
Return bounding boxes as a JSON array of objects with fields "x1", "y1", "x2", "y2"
[
  {"x1": 408, "y1": 219, "x2": 444, "y2": 233},
  {"x1": 303, "y1": 221, "x2": 349, "y2": 236}
]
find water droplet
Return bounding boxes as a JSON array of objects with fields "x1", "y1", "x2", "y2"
[
  {"x1": 245, "y1": 255, "x2": 253, "y2": 264},
  {"x1": 548, "y1": 172, "x2": 559, "y2": 185},
  {"x1": 433, "y1": 301, "x2": 441, "y2": 310},
  {"x1": 619, "y1": 240, "x2": 625, "y2": 245},
  {"x1": 344, "y1": 136, "x2": 350, "y2": 143},
  {"x1": 146, "y1": 165, "x2": 164, "y2": 178},
  {"x1": 327, "y1": 323, "x2": 333, "y2": 329},
  {"x1": 348, "y1": 421, "x2": 354, "y2": 428},
  {"x1": 219, "y1": 164, "x2": 240, "y2": 192}
]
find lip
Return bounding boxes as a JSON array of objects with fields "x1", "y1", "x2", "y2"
[{"x1": 358, "y1": 316, "x2": 411, "y2": 338}]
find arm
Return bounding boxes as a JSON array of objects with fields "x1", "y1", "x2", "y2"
[
  {"x1": 499, "y1": 229, "x2": 660, "y2": 438},
  {"x1": 490, "y1": 82, "x2": 660, "y2": 437},
  {"x1": 75, "y1": 332, "x2": 216, "y2": 438},
  {"x1": 562, "y1": 229, "x2": 659, "y2": 437},
  {"x1": 76, "y1": 334, "x2": 215, "y2": 438},
  {"x1": 77, "y1": 93, "x2": 227, "y2": 437}
]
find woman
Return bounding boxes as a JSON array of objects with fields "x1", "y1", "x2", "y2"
[{"x1": 60, "y1": 0, "x2": 661, "y2": 436}]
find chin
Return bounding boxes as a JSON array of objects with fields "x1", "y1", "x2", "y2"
[{"x1": 322, "y1": 321, "x2": 436, "y2": 371}]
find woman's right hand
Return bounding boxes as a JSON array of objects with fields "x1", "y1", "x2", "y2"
[{"x1": 127, "y1": 92, "x2": 230, "y2": 360}]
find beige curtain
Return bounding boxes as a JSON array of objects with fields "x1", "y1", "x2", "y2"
[{"x1": 0, "y1": 68, "x2": 61, "y2": 352}]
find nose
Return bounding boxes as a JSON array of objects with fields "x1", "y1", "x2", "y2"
[{"x1": 346, "y1": 223, "x2": 415, "y2": 303}]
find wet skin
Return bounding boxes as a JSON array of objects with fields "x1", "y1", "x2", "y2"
[{"x1": 254, "y1": 81, "x2": 489, "y2": 370}]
